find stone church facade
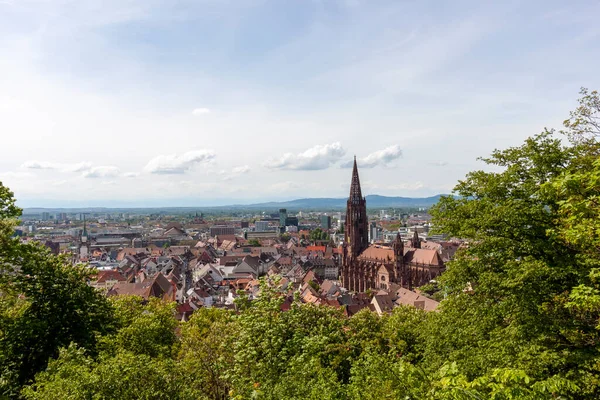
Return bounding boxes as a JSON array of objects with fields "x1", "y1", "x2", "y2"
[{"x1": 341, "y1": 158, "x2": 445, "y2": 292}]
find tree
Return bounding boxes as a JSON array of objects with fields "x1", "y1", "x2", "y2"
[
  {"x1": 0, "y1": 182, "x2": 116, "y2": 398},
  {"x1": 179, "y1": 308, "x2": 236, "y2": 399},
  {"x1": 22, "y1": 344, "x2": 196, "y2": 400},
  {"x1": 426, "y1": 94, "x2": 600, "y2": 396},
  {"x1": 563, "y1": 87, "x2": 600, "y2": 146},
  {"x1": 247, "y1": 238, "x2": 261, "y2": 247},
  {"x1": 103, "y1": 296, "x2": 178, "y2": 357},
  {"x1": 310, "y1": 228, "x2": 329, "y2": 242}
]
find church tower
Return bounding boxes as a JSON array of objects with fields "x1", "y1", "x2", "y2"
[
  {"x1": 410, "y1": 230, "x2": 421, "y2": 249},
  {"x1": 393, "y1": 232, "x2": 410, "y2": 289},
  {"x1": 342, "y1": 157, "x2": 369, "y2": 291},
  {"x1": 79, "y1": 217, "x2": 90, "y2": 261},
  {"x1": 345, "y1": 156, "x2": 369, "y2": 257}
]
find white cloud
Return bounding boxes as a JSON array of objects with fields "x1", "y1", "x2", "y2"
[
  {"x1": 233, "y1": 165, "x2": 250, "y2": 174},
  {"x1": 218, "y1": 165, "x2": 251, "y2": 180},
  {"x1": 82, "y1": 166, "x2": 120, "y2": 178},
  {"x1": 264, "y1": 142, "x2": 345, "y2": 170},
  {"x1": 0, "y1": 171, "x2": 35, "y2": 179},
  {"x1": 63, "y1": 162, "x2": 93, "y2": 173},
  {"x1": 342, "y1": 145, "x2": 402, "y2": 168},
  {"x1": 122, "y1": 172, "x2": 140, "y2": 178},
  {"x1": 428, "y1": 161, "x2": 448, "y2": 167},
  {"x1": 192, "y1": 107, "x2": 211, "y2": 115},
  {"x1": 21, "y1": 160, "x2": 92, "y2": 173},
  {"x1": 21, "y1": 161, "x2": 56, "y2": 170},
  {"x1": 144, "y1": 150, "x2": 216, "y2": 174}
]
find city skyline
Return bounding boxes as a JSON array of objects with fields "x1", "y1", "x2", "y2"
[{"x1": 1, "y1": 0, "x2": 600, "y2": 207}]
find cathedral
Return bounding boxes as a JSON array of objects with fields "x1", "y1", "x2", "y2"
[{"x1": 341, "y1": 158, "x2": 445, "y2": 292}]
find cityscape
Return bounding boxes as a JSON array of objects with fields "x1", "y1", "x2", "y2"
[
  {"x1": 1, "y1": 0, "x2": 600, "y2": 399},
  {"x1": 16, "y1": 157, "x2": 458, "y2": 315}
]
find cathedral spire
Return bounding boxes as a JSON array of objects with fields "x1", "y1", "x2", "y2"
[{"x1": 349, "y1": 155, "x2": 363, "y2": 203}]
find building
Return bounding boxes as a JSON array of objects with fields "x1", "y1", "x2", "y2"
[
  {"x1": 320, "y1": 215, "x2": 332, "y2": 230},
  {"x1": 245, "y1": 231, "x2": 280, "y2": 240},
  {"x1": 279, "y1": 209, "x2": 287, "y2": 227},
  {"x1": 41, "y1": 212, "x2": 50, "y2": 221},
  {"x1": 369, "y1": 221, "x2": 379, "y2": 242},
  {"x1": 341, "y1": 157, "x2": 445, "y2": 292},
  {"x1": 255, "y1": 221, "x2": 270, "y2": 232},
  {"x1": 210, "y1": 225, "x2": 235, "y2": 236},
  {"x1": 285, "y1": 216, "x2": 299, "y2": 227}
]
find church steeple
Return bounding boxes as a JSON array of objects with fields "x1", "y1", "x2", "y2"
[
  {"x1": 411, "y1": 230, "x2": 421, "y2": 249},
  {"x1": 81, "y1": 216, "x2": 88, "y2": 243},
  {"x1": 349, "y1": 155, "x2": 363, "y2": 203},
  {"x1": 394, "y1": 232, "x2": 404, "y2": 256}
]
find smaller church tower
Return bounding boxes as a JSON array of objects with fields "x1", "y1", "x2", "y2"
[
  {"x1": 79, "y1": 217, "x2": 90, "y2": 261},
  {"x1": 410, "y1": 230, "x2": 421, "y2": 249},
  {"x1": 393, "y1": 232, "x2": 404, "y2": 258},
  {"x1": 393, "y1": 232, "x2": 408, "y2": 287}
]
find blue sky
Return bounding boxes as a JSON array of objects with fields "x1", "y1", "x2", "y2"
[{"x1": 0, "y1": 0, "x2": 599, "y2": 207}]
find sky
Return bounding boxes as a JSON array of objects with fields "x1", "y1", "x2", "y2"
[{"x1": 1, "y1": 0, "x2": 599, "y2": 207}]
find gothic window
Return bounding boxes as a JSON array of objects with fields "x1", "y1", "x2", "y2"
[{"x1": 381, "y1": 275, "x2": 386, "y2": 281}]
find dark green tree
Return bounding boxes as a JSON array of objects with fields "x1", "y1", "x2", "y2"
[{"x1": 0, "y1": 182, "x2": 116, "y2": 398}]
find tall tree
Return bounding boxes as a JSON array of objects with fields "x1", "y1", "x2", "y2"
[
  {"x1": 0, "y1": 181, "x2": 116, "y2": 398},
  {"x1": 427, "y1": 91, "x2": 600, "y2": 397}
]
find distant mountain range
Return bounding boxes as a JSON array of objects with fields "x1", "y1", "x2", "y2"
[
  {"x1": 21, "y1": 194, "x2": 446, "y2": 213},
  {"x1": 229, "y1": 195, "x2": 445, "y2": 209}
]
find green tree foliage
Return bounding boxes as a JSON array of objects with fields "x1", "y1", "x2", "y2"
[
  {"x1": 22, "y1": 344, "x2": 195, "y2": 400},
  {"x1": 280, "y1": 232, "x2": 291, "y2": 243},
  {"x1": 247, "y1": 238, "x2": 261, "y2": 247},
  {"x1": 427, "y1": 89, "x2": 600, "y2": 396},
  {"x1": 309, "y1": 228, "x2": 329, "y2": 242},
  {"x1": 104, "y1": 296, "x2": 178, "y2": 357},
  {"x1": 0, "y1": 182, "x2": 115, "y2": 398},
  {"x1": 178, "y1": 308, "x2": 236, "y2": 399}
]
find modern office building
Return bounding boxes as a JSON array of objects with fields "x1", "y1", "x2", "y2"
[
  {"x1": 279, "y1": 208, "x2": 288, "y2": 227},
  {"x1": 255, "y1": 221, "x2": 270, "y2": 232}
]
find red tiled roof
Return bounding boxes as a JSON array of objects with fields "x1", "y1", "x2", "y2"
[
  {"x1": 306, "y1": 245, "x2": 326, "y2": 252},
  {"x1": 96, "y1": 270, "x2": 126, "y2": 283}
]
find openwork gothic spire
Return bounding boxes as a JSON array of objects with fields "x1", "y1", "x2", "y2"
[{"x1": 349, "y1": 156, "x2": 363, "y2": 203}]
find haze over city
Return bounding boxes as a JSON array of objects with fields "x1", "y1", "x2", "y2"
[{"x1": 1, "y1": 0, "x2": 599, "y2": 207}]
